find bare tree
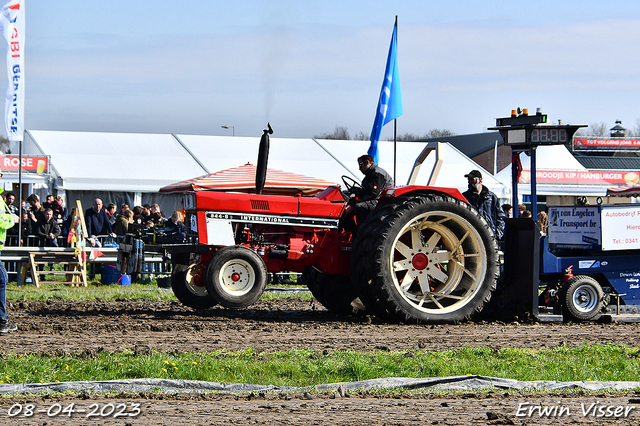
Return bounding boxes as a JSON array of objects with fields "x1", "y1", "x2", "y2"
[
  {"x1": 353, "y1": 131, "x2": 369, "y2": 141},
  {"x1": 584, "y1": 122, "x2": 609, "y2": 137},
  {"x1": 394, "y1": 132, "x2": 422, "y2": 141},
  {"x1": 314, "y1": 126, "x2": 350, "y2": 140},
  {"x1": 424, "y1": 129, "x2": 455, "y2": 138}
]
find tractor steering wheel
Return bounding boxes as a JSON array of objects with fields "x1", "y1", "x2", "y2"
[{"x1": 342, "y1": 175, "x2": 362, "y2": 196}]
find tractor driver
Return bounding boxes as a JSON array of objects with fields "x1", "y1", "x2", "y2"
[{"x1": 341, "y1": 154, "x2": 394, "y2": 232}]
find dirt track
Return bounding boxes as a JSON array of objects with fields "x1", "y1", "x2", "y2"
[{"x1": 2, "y1": 297, "x2": 640, "y2": 425}]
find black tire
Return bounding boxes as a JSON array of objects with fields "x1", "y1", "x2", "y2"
[
  {"x1": 351, "y1": 194, "x2": 499, "y2": 324},
  {"x1": 171, "y1": 263, "x2": 217, "y2": 310},
  {"x1": 205, "y1": 246, "x2": 267, "y2": 309},
  {"x1": 303, "y1": 266, "x2": 364, "y2": 315},
  {"x1": 562, "y1": 275, "x2": 604, "y2": 321}
]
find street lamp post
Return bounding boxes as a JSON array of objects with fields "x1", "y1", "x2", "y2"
[{"x1": 221, "y1": 125, "x2": 235, "y2": 136}]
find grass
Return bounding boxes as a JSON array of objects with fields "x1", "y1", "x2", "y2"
[
  {"x1": 1, "y1": 345, "x2": 640, "y2": 387},
  {"x1": 4, "y1": 275, "x2": 639, "y2": 393},
  {"x1": 5, "y1": 278, "x2": 312, "y2": 302}
]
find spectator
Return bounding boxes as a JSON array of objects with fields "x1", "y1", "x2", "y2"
[
  {"x1": 150, "y1": 203, "x2": 165, "y2": 224},
  {"x1": 537, "y1": 211, "x2": 548, "y2": 236},
  {"x1": 132, "y1": 206, "x2": 143, "y2": 224},
  {"x1": 84, "y1": 198, "x2": 115, "y2": 247},
  {"x1": 518, "y1": 204, "x2": 526, "y2": 217},
  {"x1": 114, "y1": 209, "x2": 134, "y2": 236},
  {"x1": 502, "y1": 203, "x2": 513, "y2": 218},
  {"x1": 43, "y1": 194, "x2": 55, "y2": 210},
  {"x1": 120, "y1": 203, "x2": 130, "y2": 214},
  {"x1": 4, "y1": 192, "x2": 18, "y2": 215},
  {"x1": 106, "y1": 203, "x2": 117, "y2": 225},
  {"x1": 26, "y1": 194, "x2": 45, "y2": 229},
  {"x1": 36, "y1": 208, "x2": 61, "y2": 247},
  {"x1": 51, "y1": 196, "x2": 67, "y2": 224},
  {"x1": 462, "y1": 170, "x2": 506, "y2": 240},
  {"x1": 522, "y1": 209, "x2": 532, "y2": 218},
  {"x1": 140, "y1": 204, "x2": 151, "y2": 223},
  {"x1": 164, "y1": 212, "x2": 187, "y2": 241}
]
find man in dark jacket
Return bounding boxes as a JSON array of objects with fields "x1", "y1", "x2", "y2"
[
  {"x1": 462, "y1": 170, "x2": 506, "y2": 240},
  {"x1": 84, "y1": 198, "x2": 116, "y2": 246},
  {"x1": 341, "y1": 154, "x2": 394, "y2": 232},
  {"x1": 36, "y1": 208, "x2": 61, "y2": 247}
]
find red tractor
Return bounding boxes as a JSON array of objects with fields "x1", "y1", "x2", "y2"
[{"x1": 119, "y1": 126, "x2": 499, "y2": 324}]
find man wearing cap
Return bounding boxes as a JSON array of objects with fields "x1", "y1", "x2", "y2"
[
  {"x1": 0, "y1": 167, "x2": 20, "y2": 333},
  {"x1": 463, "y1": 170, "x2": 506, "y2": 240}
]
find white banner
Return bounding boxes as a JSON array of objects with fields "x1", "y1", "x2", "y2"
[{"x1": 0, "y1": 0, "x2": 23, "y2": 142}]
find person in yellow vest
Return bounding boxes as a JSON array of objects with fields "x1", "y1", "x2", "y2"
[{"x1": 0, "y1": 167, "x2": 20, "y2": 333}]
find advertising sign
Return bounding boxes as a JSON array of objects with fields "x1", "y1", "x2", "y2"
[
  {"x1": 548, "y1": 206, "x2": 601, "y2": 249},
  {"x1": 601, "y1": 205, "x2": 640, "y2": 251},
  {"x1": 0, "y1": 155, "x2": 48, "y2": 174},
  {"x1": 574, "y1": 138, "x2": 640, "y2": 151},
  {"x1": 518, "y1": 169, "x2": 640, "y2": 186}
]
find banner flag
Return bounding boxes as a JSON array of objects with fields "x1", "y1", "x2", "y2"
[
  {"x1": 368, "y1": 21, "x2": 402, "y2": 164},
  {"x1": 0, "y1": 0, "x2": 24, "y2": 142}
]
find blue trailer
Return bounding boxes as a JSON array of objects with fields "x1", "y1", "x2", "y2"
[{"x1": 536, "y1": 203, "x2": 640, "y2": 321}]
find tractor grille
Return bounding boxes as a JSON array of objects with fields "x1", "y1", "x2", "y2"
[{"x1": 250, "y1": 200, "x2": 270, "y2": 210}]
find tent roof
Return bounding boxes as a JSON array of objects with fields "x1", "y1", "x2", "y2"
[
  {"x1": 24, "y1": 130, "x2": 208, "y2": 191},
  {"x1": 606, "y1": 185, "x2": 640, "y2": 197},
  {"x1": 174, "y1": 134, "x2": 353, "y2": 184},
  {"x1": 159, "y1": 163, "x2": 338, "y2": 196},
  {"x1": 416, "y1": 131, "x2": 505, "y2": 158}
]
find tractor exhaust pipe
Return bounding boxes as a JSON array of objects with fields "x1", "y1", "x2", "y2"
[{"x1": 256, "y1": 123, "x2": 273, "y2": 194}]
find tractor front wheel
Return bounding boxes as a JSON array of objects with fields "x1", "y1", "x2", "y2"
[
  {"x1": 171, "y1": 263, "x2": 217, "y2": 310},
  {"x1": 205, "y1": 246, "x2": 267, "y2": 309}
]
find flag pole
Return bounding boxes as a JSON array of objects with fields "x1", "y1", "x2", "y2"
[{"x1": 393, "y1": 15, "x2": 398, "y2": 184}]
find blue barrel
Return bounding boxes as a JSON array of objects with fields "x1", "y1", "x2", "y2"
[{"x1": 102, "y1": 264, "x2": 131, "y2": 285}]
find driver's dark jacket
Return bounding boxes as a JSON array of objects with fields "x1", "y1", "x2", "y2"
[
  {"x1": 350, "y1": 164, "x2": 394, "y2": 205},
  {"x1": 462, "y1": 185, "x2": 506, "y2": 239}
]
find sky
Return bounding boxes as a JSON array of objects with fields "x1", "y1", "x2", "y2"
[{"x1": 4, "y1": 0, "x2": 640, "y2": 140}]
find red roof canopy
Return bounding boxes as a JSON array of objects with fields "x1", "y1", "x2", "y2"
[
  {"x1": 606, "y1": 185, "x2": 640, "y2": 197},
  {"x1": 159, "y1": 163, "x2": 339, "y2": 196}
]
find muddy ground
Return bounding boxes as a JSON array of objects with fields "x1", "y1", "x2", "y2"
[{"x1": 2, "y1": 297, "x2": 640, "y2": 425}]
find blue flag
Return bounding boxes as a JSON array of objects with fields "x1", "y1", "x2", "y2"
[{"x1": 368, "y1": 22, "x2": 402, "y2": 164}]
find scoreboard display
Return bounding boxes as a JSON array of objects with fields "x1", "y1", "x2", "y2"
[{"x1": 489, "y1": 110, "x2": 586, "y2": 147}]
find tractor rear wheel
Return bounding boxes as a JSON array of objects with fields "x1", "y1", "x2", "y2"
[
  {"x1": 562, "y1": 275, "x2": 603, "y2": 322},
  {"x1": 303, "y1": 266, "x2": 364, "y2": 315},
  {"x1": 171, "y1": 263, "x2": 217, "y2": 310},
  {"x1": 205, "y1": 246, "x2": 267, "y2": 309},
  {"x1": 351, "y1": 194, "x2": 499, "y2": 324}
]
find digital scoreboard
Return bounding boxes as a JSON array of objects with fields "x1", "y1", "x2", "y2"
[{"x1": 488, "y1": 109, "x2": 586, "y2": 147}]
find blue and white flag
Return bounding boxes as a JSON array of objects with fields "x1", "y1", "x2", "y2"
[
  {"x1": 368, "y1": 22, "x2": 402, "y2": 164},
  {"x1": 0, "y1": 0, "x2": 24, "y2": 142}
]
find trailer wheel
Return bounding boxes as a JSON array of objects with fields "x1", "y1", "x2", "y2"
[
  {"x1": 563, "y1": 275, "x2": 603, "y2": 322},
  {"x1": 351, "y1": 194, "x2": 499, "y2": 324},
  {"x1": 171, "y1": 263, "x2": 217, "y2": 310},
  {"x1": 303, "y1": 267, "x2": 364, "y2": 315},
  {"x1": 205, "y1": 246, "x2": 267, "y2": 309}
]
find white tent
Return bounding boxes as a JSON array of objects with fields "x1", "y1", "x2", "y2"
[
  {"x1": 174, "y1": 135, "x2": 348, "y2": 184},
  {"x1": 24, "y1": 130, "x2": 207, "y2": 192}
]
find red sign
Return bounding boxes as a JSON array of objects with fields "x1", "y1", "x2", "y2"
[
  {"x1": 1, "y1": 156, "x2": 49, "y2": 174},
  {"x1": 573, "y1": 138, "x2": 640, "y2": 150},
  {"x1": 519, "y1": 169, "x2": 640, "y2": 186}
]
